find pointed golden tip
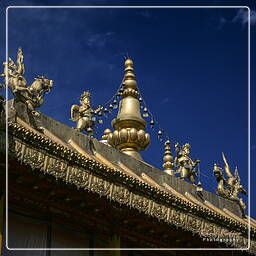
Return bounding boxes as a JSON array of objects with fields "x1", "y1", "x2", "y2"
[
  {"x1": 125, "y1": 58, "x2": 133, "y2": 67},
  {"x1": 123, "y1": 58, "x2": 137, "y2": 89}
]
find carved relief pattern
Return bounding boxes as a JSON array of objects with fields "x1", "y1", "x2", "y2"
[
  {"x1": 91, "y1": 176, "x2": 109, "y2": 197},
  {"x1": 151, "y1": 202, "x2": 168, "y2": 221},
  {"x1": 68, "y1": 167, "x2": 85, "y2": 188},
  {"x1": 188, "y1": 215, "x2": 202, "y2": 232},
  {"x1": 112, "y1": 185, "x2": 129, "y2": 205},
  {"x1": 132, "y1": 194, "x2": 150, "y2": 213},
  {"x1": 47, "y1": 158, "x2": 67, "y2": 179}
]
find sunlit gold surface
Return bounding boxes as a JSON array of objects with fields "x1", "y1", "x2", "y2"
[
  {"x1": 174, "y1": 143, "x2": 200, "y2": 184},
  {"x1": 163, "y1": 140, "x2": 175, "y2": 175},
  {"x1": 107, "y1": 59, "x2": 150, "y2": 160},
  {"x1": 101, "y1": 128, "x2": 111, "y2": 140},
  {"x1": 213, "y1": 153, "x2": 247, "y2": 211},
  {"x1": 70, "y1": 91, "x2": 102, "y2": 136},
  {"x1": 1, "y1": 48, "x2": 53, "y2": 115}
]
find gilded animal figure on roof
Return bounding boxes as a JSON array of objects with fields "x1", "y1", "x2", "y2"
[
  {"x1": 0, "y1": 48, "x2": 53, "y2": 116},
  {"x1": 213, "y1": 153, "x2": 247, "y2": 212}
]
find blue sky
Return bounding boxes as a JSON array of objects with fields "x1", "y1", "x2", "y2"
[{"x1": 0, "y1": 0, "x2": 255, "y2": 218}]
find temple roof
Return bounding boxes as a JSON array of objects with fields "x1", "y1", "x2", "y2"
[
  {"x1": 2, "y1": 99, "x2": 255, "y2": 253},
  {"x1": 1, "y1": 49, "x2": 254, "y2": 252}
]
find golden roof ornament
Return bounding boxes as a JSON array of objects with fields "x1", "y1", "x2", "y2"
[
  {"x1": 107, "y1": 58, "x2": 150, "y2": 160},
  {"x1": 174, "y1": 142, "x2": 200, "y2": 184},
  {"x1": 213, "y1": 153, "x2": 247, "y2": 213},
  {"x1": 0, "y1": 48, "x2": 53, "y2": 116},
  {"x1": 70, "y1": 91, "x2": 102, "y2": 137},
  {"x1": 100, "y1": 128, "x2": 112, "y2": 145},
  {"x1": 102, "y1": 128, "x2": 111, "y2": 141},
  {"x1": 163, "y1": 140, "x2": 175, "y2": 175}
]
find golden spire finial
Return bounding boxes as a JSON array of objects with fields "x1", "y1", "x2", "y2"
[
  {"x1": 107, "y1": 58, "x2": 150, "y2": 160},
  {"x1": 124, "y1": 59, "x2": 137, "y2": 89},
  {"x1": 163, "y1": 140, "x2": 175, "y2": 175},
  {"x1": 102, "y1": 128, "x2": 111, "y2": 140}
]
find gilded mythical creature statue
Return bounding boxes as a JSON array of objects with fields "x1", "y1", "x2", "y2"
[
  {"x1": 70, "y1": 91, "x2": 102, "y2": 136},
  {"x1": 213, "y1": 153, "x2": 247, "y2": 212},
  {"x1": 174, "y1": 143, "x2": 200, "y2": 184},
  {"x1": 0, "y1": 48, "x2": 53, "y2": 115}
]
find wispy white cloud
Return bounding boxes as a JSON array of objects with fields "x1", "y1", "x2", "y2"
[
  {"x1": 219, "y1": 9, "x2": 256, "y2": 28},
  {"x1": 160, "y1": 97, "x2": 169, "y2": 105},
  {"x1": 139, "y1": 10, "x2": 152, "y2": 19},
  {"x1": 232, "y1": 9, "x2": 256, "y2": 25},
  {"x1": 87, "y1": 32, "x2": 115, "y2": 48}
]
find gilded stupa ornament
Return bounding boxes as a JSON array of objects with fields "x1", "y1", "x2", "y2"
[
  {"x1": 70, "y1": 91, "x2": 102, "y2": 137},
  {"x1": 174, "y1": 143, "x2": 200, "y2": 184},
  {"x1": 107, "y1": 59, "x2": 150, "y2": 160},
  {"x1": 213, "y1": 153, "x2": 247, "y2": 212},
  {"x1": 0, "y1": 47, "x2": 53, "y2": 116},
  {"x1": 163, "y1": 140, "x2": 175, "y2": 175}
]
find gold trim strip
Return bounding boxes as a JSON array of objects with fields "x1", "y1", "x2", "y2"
[
  {"x1": 185, "y1": 192, "x2": 208, "y2": 208},
  {"x1": 68, "y1": 139, "x2": 95, "y2": 160},
  {"x1": 41, "y1": 127, "x2": 69, "y2": 148},
  {"x1": 163, "y1": 183, "x2": 195, "y2": 205},
  {"x1": 17, "y1": 117, "x2": 41, "y2": 135},
  {"x1": 204, "y1": 200, "x2": 235, "y2": 220},
  {"x1": 141, "y1": 173, "x2": 164, "y2": 191},
  {"x1": 118, "y1": 163, "x2": 145, "y2": 183},
  {"x1": 223, "y1": 208, "x2": 248, "y2": 226}
]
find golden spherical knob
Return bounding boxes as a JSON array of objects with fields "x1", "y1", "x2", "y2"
[
  {"x1": 102, "y1": 128, "x2": 112, "y2": 140},
  {"x1": 124, "y1": 79, "x2": 137, "y2": 89},
  {"x1": 125, "y1": 58, "x2": 133, "y2": 67},
  {"x1": 104, "y1": 128, "x2": 111, "y2": 135}
]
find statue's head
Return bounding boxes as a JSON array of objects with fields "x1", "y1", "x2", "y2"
[
  {"x1": 80, "y1": 91, "x2": 91, "y2": 106},
  {"x1": 213, "y1": 163, "x2": 223, "y2": 180},
  {"x1": 182, "y1": 143, "x2": 190, "y2": 155},
  {"x1": 35, "y1": 76, "x2": 53, "y2": 93}
]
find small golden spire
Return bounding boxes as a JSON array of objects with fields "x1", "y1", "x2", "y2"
[
  {"x1": 102, "y1": 128, "x2": 111, "y2": 140},
  {"x1": 107, "y1": 58, "x2": 150, "y2": 160},
  {"x1": 163, "y1": 140, "x2": 175, "y2": 175}
]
